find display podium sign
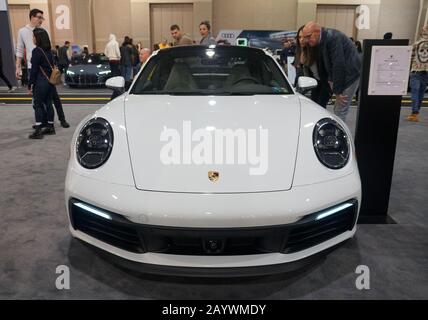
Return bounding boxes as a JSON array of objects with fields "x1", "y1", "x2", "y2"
[
  {"x1": 355, "y1": 39, "x2": 410, "y2": 223},
  {"x1": 368, "y1": 46, "x2": 412, "y2": 96}
]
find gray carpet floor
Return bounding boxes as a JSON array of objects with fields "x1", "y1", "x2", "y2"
[{"x1": 0, "y1": 103, "x2": 427, "y2": 299}]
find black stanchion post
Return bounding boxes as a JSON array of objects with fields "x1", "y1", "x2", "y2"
[{"x1": 355, "y1": 39, "x2": 410, "y2": 224}]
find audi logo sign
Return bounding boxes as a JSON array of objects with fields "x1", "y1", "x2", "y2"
[{"x1": 221, "y1": 33, "x2": 235, "y2": 39}]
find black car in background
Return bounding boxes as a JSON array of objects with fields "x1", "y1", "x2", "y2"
[{"x1": 65, "y1": 53, "x2": 112, "y2": 87}]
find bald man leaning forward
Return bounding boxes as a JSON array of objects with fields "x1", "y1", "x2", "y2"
[{"x1": 302, "y1": 22, "x2": 361, "y2": 122}]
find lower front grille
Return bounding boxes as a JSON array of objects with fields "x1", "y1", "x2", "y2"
[
  {"x1": 69, "y1": 199, "x2": 358, "y2": 256},
  {"x1": 70, "y1": 74, "x2": 99, "y2": 85},
  {"x1": 71, "y1": 202, "x2": 143, "y2": 253},
  {"x1": 283, "y1": 203, "x2": 358, "y2": 253}
]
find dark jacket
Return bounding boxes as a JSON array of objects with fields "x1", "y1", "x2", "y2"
[
  {"x1": 131, "y1": 46, "x2": 139, "y2": 66},
  {"x1": 120, "y1": 44, "x2": 133, "y2": 67},
  {"x1": 0, "y1": 48, "x2": 3, "y2": 68},
  {"x1": 29, "y1": 47, "x2": 54, "y2": 89},
  {"x1": 58, "y1": 45, "x2": 69, "y2": 66},
  {"x1": 319, "y1": 28, "x2": 361, "y2": 94}
]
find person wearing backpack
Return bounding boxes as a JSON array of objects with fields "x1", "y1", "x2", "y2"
[
  {"x1": 16, "y1": 9, "x2": 69, "y2": 130},
  {"x1": 28, "y1": 28, "x2": 56, "y2": 139}
]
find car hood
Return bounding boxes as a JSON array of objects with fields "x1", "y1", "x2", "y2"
[{"x1": 124, "y1": 94, "x2": 301, "y2": 193}]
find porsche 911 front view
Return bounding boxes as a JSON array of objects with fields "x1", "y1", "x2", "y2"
[{"x1": 65, "y1": 45, "x2": 361, "y2": 276}]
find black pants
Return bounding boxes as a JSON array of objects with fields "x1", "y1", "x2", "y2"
[
  {"x1": 109, "y1": 61, "x2": 120, "y2": 77},
  {"x1": 21, "y1": 68, "x2": 28, "y2": 86},
  {"x1": 52, "y1": 86, "x2": 66, "y2": 122},
  {"x1": 29, "y1": 69, "x2": 66, "y2": 123},
  {"x1": 33, "y1": 79, "x2": 54, "y2": 125},
  {"x1": 311, "y1": 79, "x2": 332, "y2": 109},
  {"x1": 58, "y1": 64, "x2": 68, "y2": 74},
  {"x1": 0, "y1": 66, "x2": 12, "y2": 89}
]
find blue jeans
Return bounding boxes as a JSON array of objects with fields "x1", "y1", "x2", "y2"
[
  {"x1": 121, "y1": 66, "x2": 132, "y2": 81},
  {"x1": 33, "y1": 78, "x2": 54, "y2": 125},
  {"x1": 334, "y1": 78, "x2": 360, "y2": 122},
  {"x1": 410, "y1": 71, "x2": 428, "y2": 114}
]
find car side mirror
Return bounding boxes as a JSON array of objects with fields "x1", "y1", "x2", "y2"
[
  {"x1": 297, "y1": 76, "x2": 318, "y2": 94},
  {"x1": 106, "y1": 76, "x2": 125, "y2": 91}
]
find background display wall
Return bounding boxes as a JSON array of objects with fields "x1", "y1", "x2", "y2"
[{"x1": 6, "y1": 0, "x2": 423, "y2": 52}]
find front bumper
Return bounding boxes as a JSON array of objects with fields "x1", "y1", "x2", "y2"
[
  {"x1": 66, "y1": 170, "x2": 361, "y2": 228},
  {"x1": 65, "y1": 172, "x2": 360, "y2": 271},
  {"x1": 70, "y1": 198, "x2": 358, "y2": 256},
  {"x1": 81, "y1": 239, "x2": 344, "y2": 277}
]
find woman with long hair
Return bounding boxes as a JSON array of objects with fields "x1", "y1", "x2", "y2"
[
  {"x1": 28, "y1": 27, "x2": 55, "y2": 139},
  {"x1": 294, "y1": 26, "x2": 318, "y2": 81},
  {"x1": 294, "y1": 25, "x2": 331, "y2": 108}
]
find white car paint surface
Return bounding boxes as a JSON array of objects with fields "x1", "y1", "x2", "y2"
[{"x1": 125, "y1": 94, "x2": 300, "y2": 193}]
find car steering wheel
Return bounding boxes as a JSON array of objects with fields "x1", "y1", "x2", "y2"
[{"x1": 233, "y1": 77, "x2": 260, "y2": 86}]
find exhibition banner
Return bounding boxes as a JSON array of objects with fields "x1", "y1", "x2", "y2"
[{"x1": 216, "y1": 29, "x2": 297, "y2": 53}]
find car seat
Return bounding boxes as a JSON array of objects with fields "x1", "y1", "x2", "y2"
[
  {"x1": 164, "y1": 62, "x2": 198, "y2": 91},
  {"x1": 224, "y1": 64, "x2": 253, "y2": 88}
]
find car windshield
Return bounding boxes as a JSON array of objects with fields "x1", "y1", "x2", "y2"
[
  {"x1": 71, "y1": 54, "x2": 109, "y2": 66},
  {"x1": 131, "y1": 46, "x2": 293, "y2": 96}
]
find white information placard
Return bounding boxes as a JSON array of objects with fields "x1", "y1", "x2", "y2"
[{"x1": 368, "y1": 46, "x2": 412, "y2": 96}]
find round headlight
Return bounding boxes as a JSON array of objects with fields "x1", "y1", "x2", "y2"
[
  {"x1": 313, "y1": 118, "x2": 350, "y2": 169},
  {"x1": 76, "y1": 118, "x2": 113, "y2": 169}
]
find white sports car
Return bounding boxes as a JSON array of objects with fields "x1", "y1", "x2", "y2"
[{"x1": 65, "y1": 45, "x2": 361, "y2": 276}]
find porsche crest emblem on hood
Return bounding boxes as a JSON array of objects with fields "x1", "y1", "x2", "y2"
[{"x1": 208, "y1": 171, "x2": 219, "y2": 182}]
